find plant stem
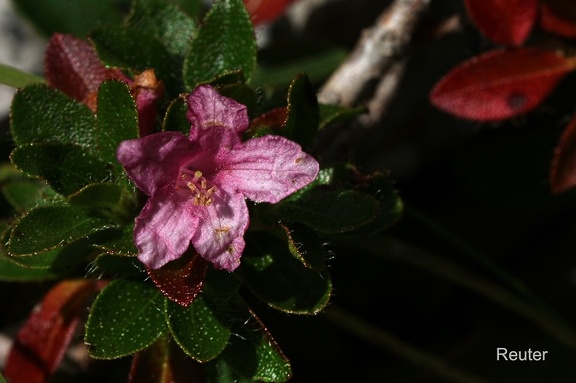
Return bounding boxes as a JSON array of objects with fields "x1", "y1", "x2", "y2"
[
  {"x1": 324, "y1": 305, "x2": 490, "y2": 383},
  {"x1": 338, "y1": 235, "x2": 576, "y2": 349},
  {"x1": 0, "y1": 63, "x2": 44, "y2": 88},
  {"x1": 404, "y1": 205, "x2": 533, "y2": 297}
]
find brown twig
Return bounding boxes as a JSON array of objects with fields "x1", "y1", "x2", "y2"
[{"x1": 317, "y1": 0, "x2": 432, "y2": 109}]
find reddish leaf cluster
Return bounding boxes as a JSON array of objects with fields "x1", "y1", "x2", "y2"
[
  {"x1": 4, "y1": 280, "x2": 106, "y2": 383},
  {"x1": 430, "y1": 0, "x2": 576, "y2": 193},
  {"x1": 45, "y1": 33, "x2": 164, "y2": 137}
]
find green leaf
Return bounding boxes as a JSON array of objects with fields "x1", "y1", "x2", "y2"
[
  {"x1": 251, "y1": 48, "x2": 347, "y2": 88},
  {"x1": 0, "y1": 63, "x2": 45, "y2": 88},
  {"x1": 8, "y1": 205, "x2": 112, "y2": 256},
  {"x1": 240, "y1": 232, "x2": 332, "y2": 314},
  {"x1": 162, "y1": 96, "x2": 189, "y2": 135},
  {"x1": 217, "y1": 83, "x2": 257, "y2": 118},
  {"x1": 10, "y1": 84, "x2": 96, "y2": 148},
  {"x1": 344, "y1": 172, "x2": 403, "y2": 236},
  {"x1": 0, "y1": 250, "x2": 66, "y2": 281},
  {"x1": 85, "y1": 277, "x2": 167, "y2": 359},
  {"x1": 10, "y1": 0, "x2": 128, "y2": 37},
  {"x1": 93, "y1": 224, "x2": 138, "y2": 257},
  {"x1": 319, "y1": 103, "x2": 366, "y2": 130},
  {"x1": 95, "y1": 80, "x2": 139, "y2": 177},
  {"x1": 166, "y1": 294, "x2": 230, "y2": 362},
  {"x1": 0, "y1": 225, "x2": 71, "y2": 280},
  {"x1": 1, "y1": 179, "x2": 62, "y2": 212},
  {"x1": 183, "y1": 0, "x2": 256, "y2": 87},
  {"x1": 0, "y1": 369, "x2": 6, "y2": 383},
  {"x1": 206, "y1": 296, "x2": 292, "y2": 382},
  {"x1": 172, "y1": 0, "x2": 203, "y2": 18},
  {"x1": 93, "y1": 253, "x2": 143, "y2": 276},
  {"x1": 68, "y1": 183, "x2": 123, "y2": 209},
  {"x1": 282, "y1": 73, "x2": 319, "y2": 150},
  {"x1": 90, "y1": 26, "x2": 179, "y2": 93},
  {"x1": 275, "y1": 186, "x2": 381, "y2": 234},
  {"x1": 127, "y1": 0, "x2": 196, "y2": 59},
  {"x1": 10, "y1": 143, "x2": 111, "y2": 196},
  {"x1": 272, "y1": 224, "x2": 326, "y2": 270},
  {"x1": 7, "y1": 238, "x2": 97, "y2": 270}
]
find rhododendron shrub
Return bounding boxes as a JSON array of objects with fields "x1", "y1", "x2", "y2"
[{"x1": 0, "y1": 0, "x2": 401, "y2": 382}]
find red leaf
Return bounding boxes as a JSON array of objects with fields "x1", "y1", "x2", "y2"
[
  {"x1": 128, "y1": 336, "x2": 205, "y2": 383},
  {"x1": 249, "y1": 107, "x2": 287, "y2": 129},
  {"x1": 540, "y1": 0, "x2": 576, "y2": 39},
  {"x1": 147, "y1": 251, "x2": 209, "y2": 307},
  {"x1": 244, "y1": 0, "x2": 296, "y2": 25},
  {"x1": 45, "y1": 33, "x2": 127, "y2": 110},
  {"x1": 4, "y1": 279, "x2": 106, "y2": 383},
  {"x1": 550, "y1": 113, "x2": 576, "y2": 193},
  {"x1": 430, "y1": 48, "x2": 576, "y2": 121},
  {"x1": 465, "y1": 0, "x2": 537, "y2": 45}
]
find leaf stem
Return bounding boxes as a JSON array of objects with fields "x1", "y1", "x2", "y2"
[
  {"x1": 0, "y1": 63, "x2": 45, "y2": 88},
  {"x1": 324, "y1": 305, "x2": 490, "y2": 383}
]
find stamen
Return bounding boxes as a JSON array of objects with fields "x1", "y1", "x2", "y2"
[{"x1": 176, "y1": 169, "x2": 217, "y2": 206}]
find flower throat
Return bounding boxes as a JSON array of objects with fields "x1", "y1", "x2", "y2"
[{"x1": 177, "y1": 168, "x2": 216, "y2": 206}]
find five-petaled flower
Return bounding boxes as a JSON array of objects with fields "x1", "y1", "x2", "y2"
[{"x1": 117, "y1": 85, "x2": 319, "y2": 271}]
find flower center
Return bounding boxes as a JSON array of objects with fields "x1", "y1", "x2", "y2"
[{"x1": 177, "y1": 169, "x2": 216, "y2": 206}]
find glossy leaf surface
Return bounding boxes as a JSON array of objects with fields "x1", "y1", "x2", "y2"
[
  {"x1": 275, "y1": 186, "x2": 380, "y2": 234},
  {"x1": 8, "y1": 206, "x2": 111, "y2": 256},
  {"x1": 68, "y1": 183, "x2": 123, "y2": 209},
  {"x1": 127, "y1": 0, "x2": 196, "y2": 59},
  {"x1": 1, "y1": 179, "x2": 61, "y2": 212},
  {"x1": 430, "y1": 48, "x2": 576, "y2": 121},
  {"x1": 10, "y1": 0, "x2": 127, "y2": 36},
  {"x1": 241, "y1": 232, "x2": 332, "y2": 314},
  {"x1": 85, "y1": 278, "x2": 167, "y2": 359},
  {"x1": 7, "y1": 238, "x2": 97, "y2": 270},
  {"x1": 0, "y1": 252, "x2": 65, "y2": 281},
  {"x1": 282, "y1": 73, "x2": 319, "y2": 150},
  {"x1": 95, "y1": 80, "x2": 139, "y2": 171},
  {"x1": 465, "y1": 0, "x2": 537, "y2": 45},
  {"x1": 166, "y1": 294, "x2": 231, "y2": 362},
  {"x1": 183, "y1": 0, "x2": 256, "y2": 87},
  {"x1": 4, "y1": 280, "x2": 105, "y2": 383},
  {"x1": 90, "y1": 26, "x2": 178, "y2": 93},
  {"x1": 10, "y1": 143, "x2": 110, "y2": 196},
  {"x1": 207, "y1": 297, "x2": 292, "y2": 382},
  {"x1": 10, "y1": 84, "x2": 96, "y2": 148}
]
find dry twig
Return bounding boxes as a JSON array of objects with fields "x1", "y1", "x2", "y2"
[{"x1": 318, "y1": 0, "x2": 432, "y2": 112}]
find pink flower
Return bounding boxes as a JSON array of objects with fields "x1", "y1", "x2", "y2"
[{"x1": 117, "y1": 85, "x2": 319, "y2": 271}]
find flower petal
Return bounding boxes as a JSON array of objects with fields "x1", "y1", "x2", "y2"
[
  {"x1": 135, "y1": 190, "x2": 199, "y2": 269},
  {"x1": 117, "y1": 131, "x2": 194, "y2": 196},
  {"x1": 191, "y1": 189, "x2": 248, "y2": 272},
  {"x1": 186, "y1": 85, "x2": 249, "y2": 140},
  {"x1": 217, "y1": 135, "x2": 319, "y2": 203}
]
